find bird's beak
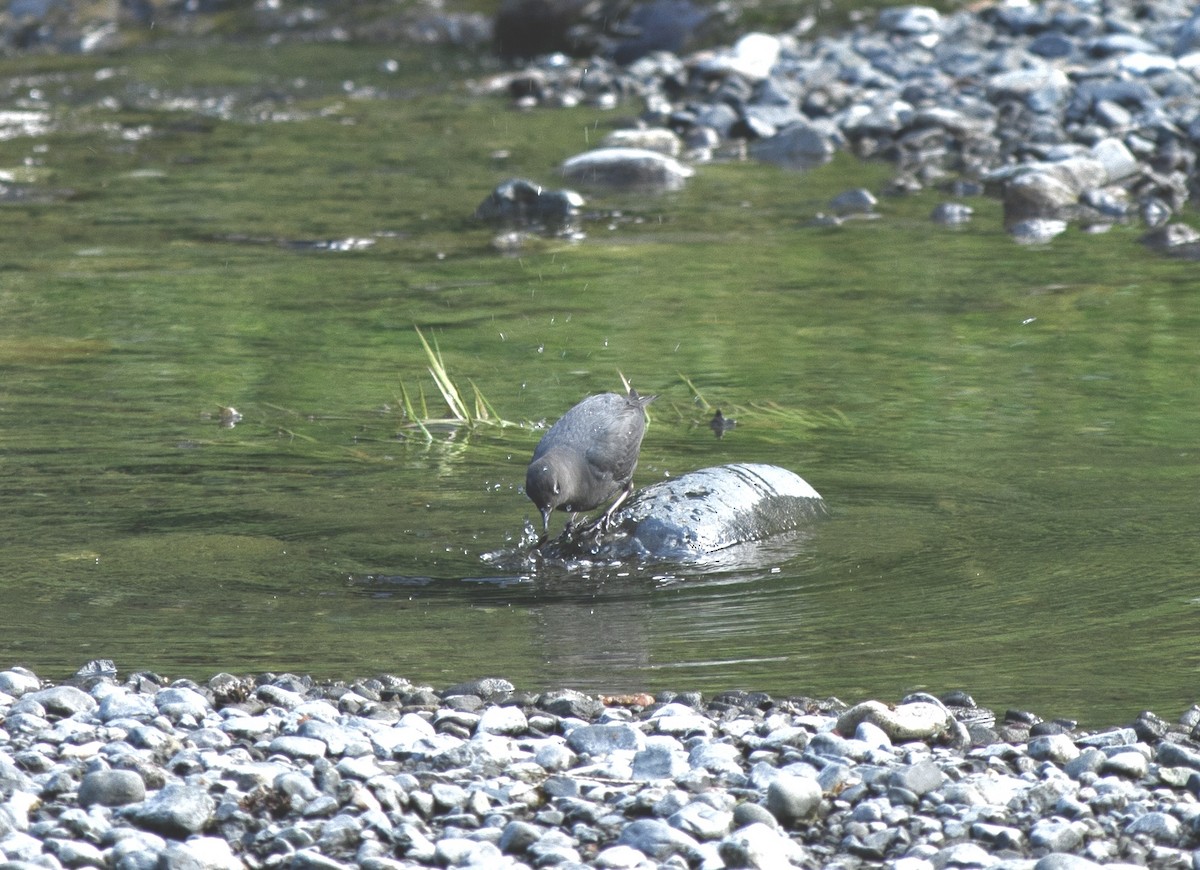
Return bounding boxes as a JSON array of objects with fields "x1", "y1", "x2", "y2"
[{"x1": 540, "y1": 507, "x2": 552, "y2": 534}]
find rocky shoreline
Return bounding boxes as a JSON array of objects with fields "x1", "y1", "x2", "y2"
[
  {"x1": 7, "y1": 0, "x2": 1200, "y2": 251},
  {"x1": 469, "y1": 0, "x2": 1200, "y2": 252},
  {"x1": 3, "y1": 664, "x2": 1199, "y2": 869}
]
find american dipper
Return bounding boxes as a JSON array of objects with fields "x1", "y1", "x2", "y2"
[{"x1": 526, "y1": 389, "x2": 656, "y2": 536}]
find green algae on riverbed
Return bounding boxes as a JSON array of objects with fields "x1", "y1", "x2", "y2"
[{"x1": 1, "y1": 40, "x2": 1199, "y2": 728}]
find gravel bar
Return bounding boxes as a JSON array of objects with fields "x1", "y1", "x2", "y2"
[{"x1": 2, "y1": 664, "x2": 1200, "y2": 869}]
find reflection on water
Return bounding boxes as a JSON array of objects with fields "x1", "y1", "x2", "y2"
[{"x1": 0, "y1": 42, "x2": 1198, "y2": 728}]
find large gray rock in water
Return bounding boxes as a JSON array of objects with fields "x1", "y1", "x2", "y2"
[
  {"x1": 561, "y1": 147, "x2": 694, "y2": 191},
  {"x1": 539, "y1": 463, "x2": 825, "y2": 563}
]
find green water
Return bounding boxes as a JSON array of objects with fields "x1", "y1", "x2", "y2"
[{"x1": 2, "y1": 41, "x2": 1198, "y2": 727}]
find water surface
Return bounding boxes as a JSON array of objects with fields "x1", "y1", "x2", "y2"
[{"x1": 1, "y1": 41, "x2": 1198, "y2": 727}]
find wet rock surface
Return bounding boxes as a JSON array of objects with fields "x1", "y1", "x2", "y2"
[
  {"x1": 4, "y1": 664, "x2": 1200, "y2": 868},
  {"x1": 537, "y1": 463, "x2": 826, "y2": 564}
]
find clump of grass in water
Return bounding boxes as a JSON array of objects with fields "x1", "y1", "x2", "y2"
[
  {"x1": 678, "y1": 373, "x2": 852, "y2": 433},
  {"x1": 397, "y1": 327, "x2": 519, "y2": 440}
]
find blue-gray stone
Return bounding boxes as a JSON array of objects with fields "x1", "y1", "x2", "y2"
[
  {"x1": 719, "y1": 822, "x2": 807, "y2": 866},
  {"x1": 668, "y1": 801, "x2": 733, "y2": 840},
  {"x1": 161, "y1": 836, "x2": 242, "y2": 870},
  {"x1": 1063, "y1": 747, "x2": 1106, "y2": 779},
  {"x1": 477, "y1": 704, "x2": 528, "y2": 735},
  {"x1": 499, "y1": 820, "x2": 543, "y2": 854},
  {"x1": 1076, "y1": 727, "x2": 1138, "y2": 748},
  {"x1": 1101, "y1": 749, "x2": 1148, "y2": 778},
  {"x1": 129, "y1": 783, "x2": 215, "y2": 837},
  {"x1": 109, "y1": 831, "x2": 168, "y2": 870},
  {"x1": 534, "y1": 742, "x2": 576, "y2": 772},
  {"x1": 632, "y1": 737, "x2": 689, "y2": 781},
  {"x1": 268, "y1": 735, "x2": 328, "y2": 760},
  {"x1": 298, "y1": 719, "x2": 359, "y2": 756},
  {"x1": 1028, "y1": 733, "x2": 1079, "y2": 764},
  {"x1": 688, "y1": 742, "x2": 743, "y2": 776},
  {"x1": 616, "y1": 818, "x2": 701, "y2": 861},
  {"x1": 750, "y1": 123, "x2": 837, "y2": 170},
  {"x1": 0, "y1": 669, "x2": 40, "y2": 697},
  {"x1": 78, "y1": 770, "x2": 146, "y2": 808},
  {"x1": 538, "y1": 689, "x2": 605, "y2": 719},
  {"x1": 25, "y1": 685, "x2": 96, "y2": 717},
  {"x1": 98, "y1": 692, "x2": 157, "y2": 723},
  {"x1": 890, "y1": 760, "x2": 944, "y2": 796},
  {"x1": 1124, "y1": 811, "x2": 1181, "y2": 843},
  {"x1": 527, "y1": 829, "x2": 581, "y2": 864},
  {"x1": 430, "y1": 782, "x2": 467, "y2": 810},
  {"x1": 1029, "y1": 32, "x2": 1075, "y2": 58},
  {"x1": 154, "y1": 687, "x2": 211, "y2": 721},
  {"x1": 1157, "y1": 741, "x2": 1200, "y2": 770},
  {"x1": 1030, "y1": 818, "x2": 1085, "y2": 852},
  {"x1": 566, "y1": 723, "x2": 645, "y2": 756},
  {"x1": 765, "y1": 774, "x2": 821, "y2": 824}
]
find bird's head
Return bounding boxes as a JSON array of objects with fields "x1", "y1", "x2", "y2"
[{"x1": 525, "y1": 456, "x2": 562, "y2": 533}]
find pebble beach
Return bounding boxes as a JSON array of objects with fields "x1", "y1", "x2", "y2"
[{"x1": 3, "y1": 664, "x2": 1200, "y2": 869}]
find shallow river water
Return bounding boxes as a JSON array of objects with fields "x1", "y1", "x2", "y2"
[{"x1": 1, "y1": 39, "x2": 1198, "y2": 728}]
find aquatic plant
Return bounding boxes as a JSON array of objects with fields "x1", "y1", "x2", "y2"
[
  {"x1": 398, "y1": 328, "x2": 519, "y2": 439},
  {"x1": 679, "y1": 373, "x2": 852, "y2": 434}
]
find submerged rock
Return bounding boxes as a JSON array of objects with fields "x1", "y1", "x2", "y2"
[{"x1": 538, "y1": 463, "x2": 825, "y2": 563}]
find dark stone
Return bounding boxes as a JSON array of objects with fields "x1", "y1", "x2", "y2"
[
  {"x1": 474, "y1": 178, "x2": 584, "y2": 232},
  {"x1": 538, "y1": 688, "x2": 605, "y2": 719},
  {"x1": 1157, "y1": 741, "x2": 1200, "y2": 771},
  {"x1": 612, "y1": 0, "x2": 707, "y2": 64},
  {"x1": 499, "y1": 820, "x2": 543, "y2": 854},
  {"x1": 1131, "y1": 710, "x2": 1170, "y2": 743},
  {"x1": 493, "y1": 0, "x2": 591, "y2": 59},
  {"x1": 1005, "y1": 709, "x2": 1042, "y2": 726},
  {"x1": 1028, "y1": 32, "x2": 1075, "y2": 58}
]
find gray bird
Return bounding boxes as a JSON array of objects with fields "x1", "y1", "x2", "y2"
[{"x1": 526, "y1": 389, "x2": 656, "y2": 537}]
